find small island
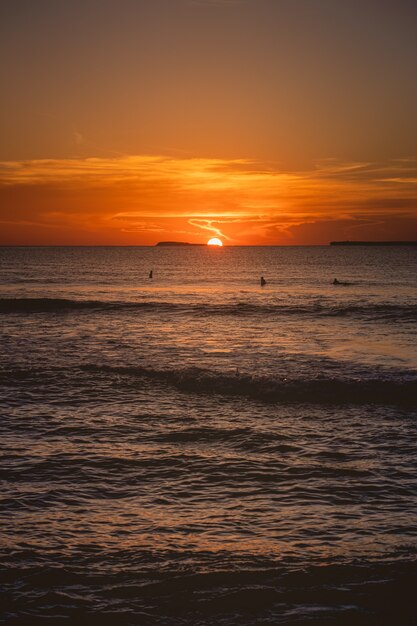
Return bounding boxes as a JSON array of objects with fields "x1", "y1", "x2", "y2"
[
  {"x1": 330, "y1": 240, "x2": 417, "y2": 246},
  {"x1": 156, "y1": 241, "x2": 205, "y2": 246}
]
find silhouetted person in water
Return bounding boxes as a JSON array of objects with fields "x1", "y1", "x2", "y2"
[
  {"x1": 333, "y1": 278, "x2": 351, "y2": 285},
  {"x1": 261, "y1": 276, "x2": 266, "y2": 286},
  {"x1": 149, "y1": 270, "x2": 153, "y2": 279}
]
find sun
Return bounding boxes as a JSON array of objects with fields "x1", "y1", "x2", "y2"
[{"x1": 207, "y1": 237, "x2": 223, "y2": 246}]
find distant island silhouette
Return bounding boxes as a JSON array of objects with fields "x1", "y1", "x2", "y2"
[
  {"x1": 156, "y1": 241, "x2": 205, "y2": 246},
  {"x1": 330, "y1": 241, "x2": 417, "y2": 246}
]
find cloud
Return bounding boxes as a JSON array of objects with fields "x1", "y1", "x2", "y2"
[
  {"x1": 73, "y1": 129, "x2": 84, "y2": 146},
  {"x1": 1, "y1": 154, "x2": 416, "y2": 244},
  {"x1": 188, "y1": 218, "x2": 233, "y2": 241}
]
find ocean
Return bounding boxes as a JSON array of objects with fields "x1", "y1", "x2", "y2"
[{"x1": 1, "y1": 245, "x2": 416, "y2": 625}]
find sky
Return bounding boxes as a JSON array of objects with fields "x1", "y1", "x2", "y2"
[{"x1": 1, "y1": 0, "x2": 416, "y2": 245}]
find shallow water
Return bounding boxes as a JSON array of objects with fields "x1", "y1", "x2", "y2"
[{"x1": 1, "y1": 246, "x2": 416, "y2": 625}]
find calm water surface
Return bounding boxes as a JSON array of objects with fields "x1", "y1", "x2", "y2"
[{"x1": 1, "y1": 246, "x2": 416, "y2": 625}]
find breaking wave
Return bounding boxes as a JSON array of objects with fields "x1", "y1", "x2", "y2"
[
  {"x1": 3, "y1": 362, "x2": 414, "y2": 406},
  {"x1": 1, "y1": 297, "x2": 417, "y2": 321},
  {"x1": 77, "y1": 364, "x2": 417, "y2": 406}
]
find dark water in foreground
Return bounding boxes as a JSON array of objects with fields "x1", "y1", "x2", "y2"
[{"x1": 1, "y1": 246, "x2": 416, "y2": 625}]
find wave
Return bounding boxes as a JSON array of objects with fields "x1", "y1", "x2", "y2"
[
  {"x1": 80, "y1": 364, "x2": 417, "y2": 406},
  {"x1": 1, "y1": 297, "x2": 417, "y2": 320},
  {"x1": 0, "y1": 297, "x2": 124, "y2": 312},
  {"x1": 3, "y1": 363, "x2": 415, "y2": 405}
]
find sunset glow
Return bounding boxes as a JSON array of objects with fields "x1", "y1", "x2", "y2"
[
  {"x1": 207, "y1": 238, "x2": 223, "y2": 246},
  {"x1": 0, "y1": 1, "x2": 416, "y2": 245},
  {"x1": 1, "y1": 155, "x2": 416, "y2": 246}
]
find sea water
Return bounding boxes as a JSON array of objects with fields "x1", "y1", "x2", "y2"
[{"x1": 1, "y1": 245, "x2": 416, "y2": 625}]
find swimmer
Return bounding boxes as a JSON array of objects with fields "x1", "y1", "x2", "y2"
[{"x1": 333, "y1": 278, "x2": 351, "y2": 286}]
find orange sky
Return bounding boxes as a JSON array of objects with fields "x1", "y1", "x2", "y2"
[
  {"x1": 1, "y1": 155, "x2": 416, "y2": 245},
  {"x1": 1, "y1": 0, "x2": 417, "y2": 245}
]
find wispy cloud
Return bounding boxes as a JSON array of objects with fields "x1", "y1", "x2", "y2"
[
  {"x1": 73, "y1": 129, "x2": 84, "y2": 146},
  {"x1": 188, "y1": 219, "x2": 233, "y2": 241},
  {"x1": 1, "y1": 154, "x2": 416, "y2": 244}
]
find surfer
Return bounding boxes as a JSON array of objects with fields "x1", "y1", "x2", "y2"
[
  {"x1": 261, "y1": 276, "x2": 266, "y2": 286},
  {"x1": 333, "y1": 278, "x2": 340, "y2": 285},
  {"x1": 149, "y1": 270, "x2": 153, "y2": 279}
]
